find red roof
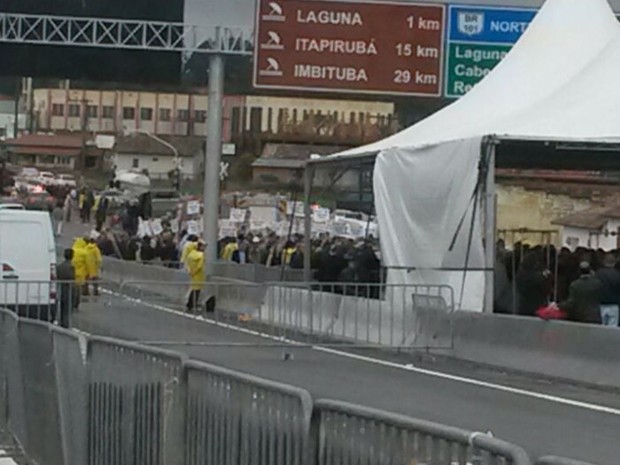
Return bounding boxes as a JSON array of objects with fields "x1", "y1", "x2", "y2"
[{"x1": 4, "y1": 134, "x2": 86, "y2": 157}]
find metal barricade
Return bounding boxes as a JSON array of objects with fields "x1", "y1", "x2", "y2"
[
  {"x1": 52, "y1": 326, "x2": 88, "y2": 465},
  {"x1": 115, "y1": 280, "x2": 455, "y2": 350},
  {"x1": 0, "y1": 309, "x2": 10, "y2": 429},
  {"x1": 0, "y1": 279, "x2": 120, "y2": 336},
  {"x1": 1, "y1": 308, "x2": 26, "y2": 452},
  {"x1": 313, "y1": 399, "x2": 532, "y2": 465},
  {"x1": 185, "y1": 360, "x2": 313, "y2": 465},
  {"x1": 18, "y1": 319, "x2": 64, "y2": 465},
  {"x1": 87, "y1": 336, "x2": 186, "y2": 465},
  {"x1": 535, "y1": 458, "x2": 598, "y2": 465}
]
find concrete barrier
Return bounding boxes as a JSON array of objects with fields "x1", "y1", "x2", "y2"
[
  {"x1": 449, "y1": 313, "x2": 620, "y2": 388},
  {"x1": 100, "y1": 256, "x2": 620, "y2": 389}
]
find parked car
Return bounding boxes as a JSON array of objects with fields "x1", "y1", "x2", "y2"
[
  {"x1": 19, "y1": 167, "x2": 39, "y2": 179},
  {"x1": 37, "y1": 171, "x2": 56, "y2": 186},
  {"x1": 14, "y1": 180, "x2": 46, "y2": 194},
  {"x1": 0, "y1": 209, "x2": 57, "y2": 319},
  {"x1": 56, "y1": 174, "x2": 77, "y2": 188},
  {"x1": 23, "y1": 191, "x2": 55, "y2": 211}
]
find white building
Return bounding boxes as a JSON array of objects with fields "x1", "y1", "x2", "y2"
[
  {"x1": 553, "y1": 208, "x2": 620, "y2": 251},
  {"x1": 113, "y1": 134, "x2": 204, "y2": 180},
  {"x1": 0, "y1": 96, "x2": 26, "y2": 140}
]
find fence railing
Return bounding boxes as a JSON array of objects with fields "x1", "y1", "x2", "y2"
[
  {"x1": 115, "y1": 280, "x2": 456, "y2": 350},
  {"x1": 0, "y1": 305, "x2": 600, "y2": 465},
  {"x1": 313, "y1": 400, "x2": 531, "y2": 465},
  {"x1": 535, "y1": 458, "x2": 598, "y2": 465}
]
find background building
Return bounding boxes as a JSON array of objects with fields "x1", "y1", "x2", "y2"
[
  {"x1": 114, "y1": 134, "x2": 204, "y2": 180},
  {"x1": 0, "y1": 95, "x2": 26, "y2": 140}
]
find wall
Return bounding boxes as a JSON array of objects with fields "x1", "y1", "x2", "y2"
[
  {"x1": 560, "y1": 220, "x2": 620, "y2": 251},
  {"x1": 114, "y1": 153, "x2": 196, "y2": 178},
  {"x1": 496, "y1": 184, "x2": 593, "y2": 246},
  {"x1": 33, "y1": 89, "x2": 396, "y2": 146},
  {"x1": 0, "y1": 112, "x2": 26, "y2": 139},
  {"x1": 243, "y1": 96, "x2": 395, "y2": 132}
]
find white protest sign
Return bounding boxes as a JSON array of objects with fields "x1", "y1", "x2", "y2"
[
  {"x1": 229, "y1": 208, "x2": 247, "y2": 223},
  {"x1": 170, "y1": 219, "x2": 179, "y2": 233},
  {"x1": 312, "y1": 208, "x2": 330, "y2": 223},
  {"x1": 249, "y1": 220, "x2": 266, "y2": 231},
  {"x1": 286, "y1": 201, "x2": 305, "y2": 217},
  {"x1": 187, "y1": 200, "x2": 200, "y2": 216},
  {"x1": 346, "y1": 219, "x2": 366, "y2": 238},
  {"x1": 151, "y1": 219, "x2": 164, "y2": 236},
  {"x1": 187, "y1": 220, "x2": 199, "y2": 236}
]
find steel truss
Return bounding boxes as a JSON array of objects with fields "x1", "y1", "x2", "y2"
[{"x1": 0, "y1": 12, "x2": 253, "y2": 55}]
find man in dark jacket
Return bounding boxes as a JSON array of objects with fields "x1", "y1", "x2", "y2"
[
  {"x1": 516, "y1": 252, "x2": 551, "y2": 316},
  {"x1": 560, "y1": 262, "x2": 603, "y2": 325},
  {"x1": 56, "y1": 249, "x2": 77, "y2": 328},
  {"x1": 596, "y1": 253, "x2": 620, "y2": 326}
]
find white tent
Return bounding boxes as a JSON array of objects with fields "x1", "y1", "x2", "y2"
[{"x1": 322, "y1": 0, "x2": 620, "y2": 312}]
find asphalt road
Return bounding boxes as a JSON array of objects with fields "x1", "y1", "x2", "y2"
[{"x1": 74, "y1": 291, "x2": 620, "y2": 465}]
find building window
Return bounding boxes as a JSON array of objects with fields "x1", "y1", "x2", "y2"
[
  {"x1": 159, "y1": 108, "x2": 171, "y2": 122},
  {"x1": 52, "y1": 104, "x2": 65, "y2": 117},
  {"x1": 102, "y1": 106, "x2": 114, "y2": 118},
  {"x1": 87, "y1": 105, "x2": 98, "y2": 118},
  {"x1": 123, "y1": 107, "x2": 136, "y2": 120},
  {"x1": 41, "y1": 155, "x2": 56, "y2": 165},
  {"x1": 132, "y1": 158, "x2": 139, "y2": 168},
  {"x1": 177, "y1": 109, "x2": 189, "y2": 122},
  {"x1": 140, "y1": 108, "x2": 153, "y2": 121},
  {"x1": 68, "y1": 104, "x2": 81, "y2": 117},
  {"x1": 152, "y1": 157, "x2": 159, "y2": 162},
  {"x1": 194, "y1": 110, "x2": 207, "y2": 123},
  {"x1": 57, "y1": 156, "x2": 71, "y2": 165}
]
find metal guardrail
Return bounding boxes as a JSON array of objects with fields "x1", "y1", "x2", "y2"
[
  {"x1": 115, "y1": 280, "x2": 456, "y2": 350},
  {"x1": 185, "y1": 360, "x2": 313, "y2": 465},
  {"x1": 313, "y1": 400, "x2": 532, "y2": 465},
  {"x1": 536, "y1": 458, "x2": 597, "y2": 465},
  {"x1": 0, "y1": 305, "x2": 600, "y2": 465}
]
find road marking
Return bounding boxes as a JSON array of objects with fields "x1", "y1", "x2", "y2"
[{"x1": 104, "y1": 290, "x2": 620, "y2": 416}]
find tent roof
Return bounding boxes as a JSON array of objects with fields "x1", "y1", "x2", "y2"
[{"x1": 328, "y1": 0, "x2": 620, "y2": 161}]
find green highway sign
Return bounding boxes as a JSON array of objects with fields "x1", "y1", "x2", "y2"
[
  {"x1": 445, "y1": 5, "x2": 536, "y2": 98},
  {"x1": 445, "y1": 42, "x2": 511, "y2": 97}
]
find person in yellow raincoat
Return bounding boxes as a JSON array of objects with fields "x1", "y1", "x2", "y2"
[
  {"x1": 185, "y1": 240, "x2": 205, "y2": 312},
  {"x1": 221, "y1": 237, "x2": 238, "y2": 261},
  {"x1": 85, "y1": 237, "x2": 103, "y2": 296},
  {"x1": 72, "y1": 238, "x2": 89, "y2": 299}
]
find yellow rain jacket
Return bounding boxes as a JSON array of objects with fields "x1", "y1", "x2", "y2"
[
  {"x1": 221, "y1": 242, "x2": 238, "y2": 261},
  {"x1": 181, "y1": 240, "x2": 196, "y2": 269},
  {"x1": 72, "y1": 238, "x2": 89, "y2": 284},
  {"x1": 185, "y1": 243, "x2": 205, "y2": 291},
  {"x1": 85, "y1": 242, "x2": 103, "y2": 279}
]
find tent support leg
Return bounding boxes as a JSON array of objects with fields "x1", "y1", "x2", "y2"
[
  {"x1": 303, "y1": 164, "x2": 314, "y2": 283},
  {"x1": 484, "y1": 139, "x2": 496, "y2": 314}
]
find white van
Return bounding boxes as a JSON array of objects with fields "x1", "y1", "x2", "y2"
[{"x1": 0, "y1": 210, "x2": 57, "y2": 319}]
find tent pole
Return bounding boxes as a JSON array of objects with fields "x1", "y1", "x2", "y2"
[
  {"x1": 484, "y1": 138, "x2": 496, "y2": 314},
  {"x1": 303, "y1": 164, "x2": 314, "y2": 283}
]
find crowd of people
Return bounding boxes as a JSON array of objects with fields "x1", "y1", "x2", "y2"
[{"x1": 495, "y1": 240, "x2": 620, "y2": 326}]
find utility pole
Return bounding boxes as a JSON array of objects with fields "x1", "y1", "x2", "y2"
[{"x1": 203, "y1": 27, "x2": 225, "y2": 278}]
